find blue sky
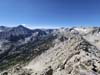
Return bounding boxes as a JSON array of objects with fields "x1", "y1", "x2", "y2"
[{"x1": 0, "y1": 0, "x2": 100, "y2": 28}]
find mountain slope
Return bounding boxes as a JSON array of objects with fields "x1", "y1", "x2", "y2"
[
  {"x1": 24, "y1": 29, "x2": 100, "y2": 75},
  {"x1": 0, "y1": 27, "x2": 100, "y2": 75},
  {"x1": 0, "y1": 25, "x2": 53, "y2": 55},
  {"x1": 0, "y1": 26, "x2": 11, "y2": 32},
  {"x1": 0, "y1": 25, "x2": 33, "y2": 41},
  {"x1": 74, "y1": 27, "x2": 100, "y2": 49},
  {"x1": 0, "y1": 25, "x2": 54, "y2": 71}
]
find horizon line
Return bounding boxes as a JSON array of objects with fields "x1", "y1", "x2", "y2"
[{"x1": 0, "y1": 24, "x2": 100, "y2": 29}]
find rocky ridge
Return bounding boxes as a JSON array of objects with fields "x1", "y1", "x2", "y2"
[{"x1": 0, "y1": 26, "x2": 100, "y2": 75}]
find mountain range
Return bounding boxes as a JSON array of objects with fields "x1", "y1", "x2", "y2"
[{"x1": 0, "y1": 25, "x2": 100, "y2": 75}]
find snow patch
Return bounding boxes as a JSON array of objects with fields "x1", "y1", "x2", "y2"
[
  {"x1": 74, "y1": 27, "x2": 92, "y2": 34},
  {"x1": 0, "y1": 30, "x2": 3, "y2": 32}
]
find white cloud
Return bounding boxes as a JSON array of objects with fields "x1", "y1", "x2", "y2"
[{"x1": 21, "y1": 24, "x2": 61, "y2": 29}]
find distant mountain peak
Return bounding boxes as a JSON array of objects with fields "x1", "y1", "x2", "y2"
[
  {"x1": 17, "y1": 25, "x2": 26, "y2": 28},
  {"x1": 0, "y1": 25, "x2": 10, "y2": 31},
  {"x1": 0, "y1": 25, "x2": 8, "y2": 28},
  {"x1": 0, "y1": 25, "x2": 6, "y2": 28},
  {"x1": 12, "y1": 25, "x2": 32, "y2": 32}
]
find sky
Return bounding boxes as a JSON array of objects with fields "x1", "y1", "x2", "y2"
[{"x1": 0, "y1": 0, "x2": 100, "y2": 28}]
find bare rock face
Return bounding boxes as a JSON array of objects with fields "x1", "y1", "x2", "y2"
[
  {"x1": 0, "y1": 27, "x2": 100, "y2": 75},
  {"x1": 40, "y1": 66, "x2": 53, "y2": 75},
  {"x1": 22, "y1": 29, "x2": 100, "y2": 75},
  {"x1": 1, "y1": 65, "x2": 33, "y2": 75}
]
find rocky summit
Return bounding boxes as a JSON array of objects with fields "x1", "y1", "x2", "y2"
[{"x1": 0, "y1": 26, "x2": 100, "y2": 75}]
